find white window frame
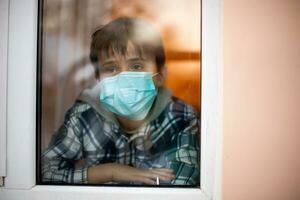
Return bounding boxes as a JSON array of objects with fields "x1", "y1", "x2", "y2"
[
  {"x1": 0, "y1": 0, "x2": 223, "y2": 199},
  {"x1": 0, "y1": 0, "x2": 9, "y2": 181}
]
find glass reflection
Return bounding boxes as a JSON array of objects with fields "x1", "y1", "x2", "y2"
[{"x1": 40, "y1": 0, "x2": 201, "y2": 186}]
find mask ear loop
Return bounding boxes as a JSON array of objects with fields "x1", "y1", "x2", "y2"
[
  {"x1": 152, "y1": 72, "x2": 159, "y2": 77},
  {"x1": 152, "y1": 72, "x2": 161, "y2": 92}
]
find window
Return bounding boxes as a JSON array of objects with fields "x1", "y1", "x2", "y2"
[
  {"x1": 38, "y1": 0, "x2": 201, "y2": 187},
  {"x1": 1, "y1": 0, "x2": 222, "y2": 199}
]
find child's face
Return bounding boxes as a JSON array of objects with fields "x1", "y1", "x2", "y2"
[{"x1": 98, "y1": 42, "x2": 164, "y2": 87}]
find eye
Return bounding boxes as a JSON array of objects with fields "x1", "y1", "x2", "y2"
[
  {"x1": 101, "y1": 65, "x2": 118, "y2": 74},
  {"x1": 130, "y1": 63, "x2": 144, "y2": 71}
]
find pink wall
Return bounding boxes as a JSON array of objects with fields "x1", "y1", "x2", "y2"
[{"x1": 222, "y1": 0, "x2": 300, "y2": 199}]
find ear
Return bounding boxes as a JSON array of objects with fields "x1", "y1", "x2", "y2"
[{"x1": 156, "y1": 66, "x2": 167, "y2": 87}]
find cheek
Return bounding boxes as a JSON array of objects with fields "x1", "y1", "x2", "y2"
[
  {"x1": 145, "y1": 67, "x2": 158, "y2": 73},
  {"x1": 144, "y1": 61, "x2": 158, "y2": 73},
  {"x1": 99, "y1": 74, "x2": 113, "y2": 80}
]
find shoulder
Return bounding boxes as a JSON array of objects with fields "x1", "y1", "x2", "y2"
[
  {"x1": 61, "y1": 101, "x2": 108, "y2": 138},
  {"x1": 164, "y1": 96, "x2": 199, "y2": 121},
  {"x1": 64, "y1": 100, "x2": 96, "y2": 120}
]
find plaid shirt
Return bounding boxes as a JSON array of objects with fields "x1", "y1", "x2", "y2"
[{"x1": 42, "y1": 96, "x2": 200, "y2": 185}]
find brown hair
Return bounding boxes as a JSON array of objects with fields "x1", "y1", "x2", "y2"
[{"x1": 90, "y1": 17, "x2": 165, "y2": 78}]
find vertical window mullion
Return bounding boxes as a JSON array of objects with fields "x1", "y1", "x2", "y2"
[{"x1": 0, "y1": 0, "x2": 9, "y2": 180}]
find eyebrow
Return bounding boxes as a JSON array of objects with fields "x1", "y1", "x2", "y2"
[
  {"x1": 101, "y1": 61, "x2": 116, "y2": 66},
  {"x1": 101, "y1": 57, "x2": 146, "y2": 66},
  {"x1": 126, "y1": 57, "x2": 146, "y2": 62}
]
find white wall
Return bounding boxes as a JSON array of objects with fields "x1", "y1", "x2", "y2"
[{"x1": 223, "y1": 0, "x2": 300, "y2": 199}]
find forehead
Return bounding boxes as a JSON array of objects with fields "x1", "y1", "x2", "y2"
[{"x1": 98, "y1": 41, "x2": 154, "y2": 63}]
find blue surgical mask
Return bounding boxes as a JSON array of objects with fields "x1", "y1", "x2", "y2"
[{"x1": 99, "y1": 71, "x2": 158, "y2": 120}]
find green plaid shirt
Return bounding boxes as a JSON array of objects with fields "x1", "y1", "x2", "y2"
[{"x1": 42, "y1": 96, "x2": 200, "y2": 185}]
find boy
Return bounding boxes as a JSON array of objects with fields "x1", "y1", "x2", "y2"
[{"x1": 42, "y1": 17, "x2": 200, "y2": 185}]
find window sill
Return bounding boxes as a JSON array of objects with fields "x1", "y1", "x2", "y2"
[{"x1": 1, "y1": 185, "x2": 210, "y2": 200}]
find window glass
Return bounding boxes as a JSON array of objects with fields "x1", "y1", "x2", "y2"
[{"x1": 38, "y1": 0, "x2": 201, "y2": 187}]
